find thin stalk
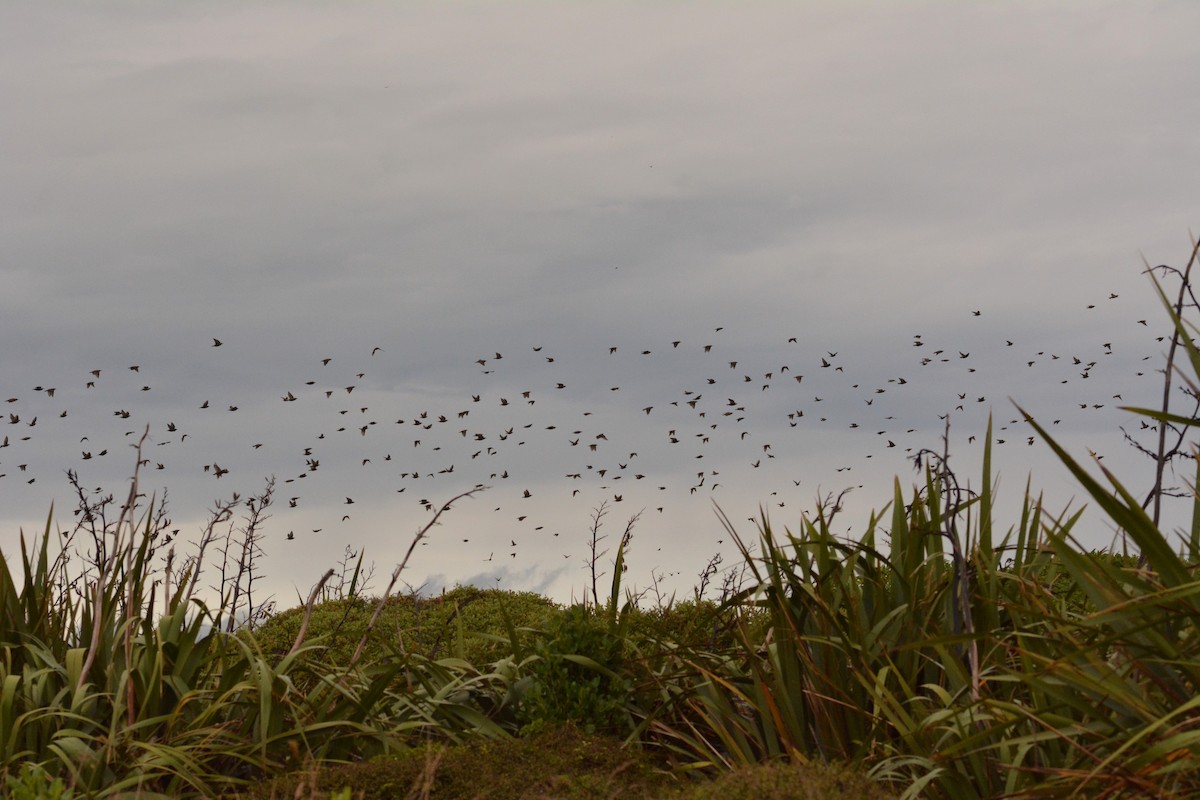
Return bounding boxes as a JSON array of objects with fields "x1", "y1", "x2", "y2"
[
  {"x1": 1146, "y1": 235, "x2": 1200, "y2": 526},
  {"x1": 346, "y1": 486, "x2": 485, "y2": 672},
  {"x1": 288, "y1": 568, "x2": 336, "y2": 658}
]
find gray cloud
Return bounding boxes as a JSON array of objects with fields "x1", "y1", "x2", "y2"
[{"x1": 2, "y1": 3, "x2": 1198, "y2": 605}]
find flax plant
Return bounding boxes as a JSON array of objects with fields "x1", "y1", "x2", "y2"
[{"x1": 0, "y1": 446, "x2": 513, "y2": 797}]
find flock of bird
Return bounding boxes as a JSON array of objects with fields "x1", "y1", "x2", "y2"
[{"x1": 0, "y1": 286, "x2": 1181, "y2": 588}]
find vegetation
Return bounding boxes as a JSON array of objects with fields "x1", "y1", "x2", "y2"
[
  {"x1": 240, "y1": 722, "x2": 894, "y2": 800},
  {"x1": 4, "y1": 242, "x2": 1200, "y2": 797},
  {"x1": 251, "y1": 586, "x2": 560, "y2": 668}
]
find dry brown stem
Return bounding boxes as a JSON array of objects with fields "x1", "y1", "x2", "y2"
[{"x1": 345, "y1": 486, "x2": 486, "y2": 672}]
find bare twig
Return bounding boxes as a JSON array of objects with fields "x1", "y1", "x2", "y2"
[
  {"x1": 1142, "y1": 236, "x2": 1200, "y2": 525},
  {"x1": 225, "y1": 480, "x2": 274, "y2": 632},
  {"x1": 913, "y1": 417, "x2": 981, "y2": 701},
  {"x1": 585, "y1": 501, "x2": 611, "y2": 609},
  {"x1": 695, "y1": 552, "x2": 722, "y2": 603}
]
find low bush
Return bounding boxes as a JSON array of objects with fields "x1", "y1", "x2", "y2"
[
  {"x1": 251, "y1": 586, "x2": 559, "y2": 667},
  {"x1": 519, "y1": 605, "x2": 635, "y2": 736},
  {"x1": 622, "y1": 599, "x2": 766, "y2": 652}
]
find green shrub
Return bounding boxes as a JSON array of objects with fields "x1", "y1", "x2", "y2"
[
  {"x1": 623, "y1": 599, "x2": 768, "y2": 652},
  {"x1": 4, "y1": 763, "x2": 76, "y2": 800},
  {"x1": 251, "y1": 586, "x2": 559, "y2": 667},
  {"x1": 520, "y1": 605, "x2": 634, "y2": 735}
]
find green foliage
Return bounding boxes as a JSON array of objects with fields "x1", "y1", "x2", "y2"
[
  {"x1": 520, "y1": 605, "x2": 634, "y2": 736},
  {"x1": 621, "y1": 599, "x2": 767, "y2": 653},
  {"x1": 251, "y1": 586, "x2": 558, "y2": 667},
  {"x1": 1041, "y1": 549, "x2": 1142, "y2": 617},
  {"x1": 643, "y1": 403, "x2": 1200, "y2": 798},
  {"x1": 643, "y1": 442, "x2": 1200, "y2": 797},
  {"x1": 4, "y1": 762, "x2": 76, "y2": 800}
]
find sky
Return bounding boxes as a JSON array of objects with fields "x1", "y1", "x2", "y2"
[{"x1": 2, "y1": 2, "x2": 1200, "y2": 610}]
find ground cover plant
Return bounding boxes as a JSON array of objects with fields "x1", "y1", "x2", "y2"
[
  {"x1": 238, "y1": 722, "x2": 895, "y2": 800},
  {"x1": 251, "y1": 586, "x2": 560, "y2": 668},
  {"x1": 2, "y1": 239, "x2": 1200, "y2": 797}
]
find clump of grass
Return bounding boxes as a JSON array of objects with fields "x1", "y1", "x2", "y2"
[
  {"x1": 643, "y1": 426, "x2": 1200, "y2": 796},
  {"x1": 4, "y1": 762, "x2": 77, "y2": 800}
]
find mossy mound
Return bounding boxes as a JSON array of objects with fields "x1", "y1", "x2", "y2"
[
  {"x1": 233, "y1": 724, "x2": 896, "y2": 800},
  {"x1": 677, "y1": 759, "x2": 898, "y2": 800},
  {"x1": 235, "y1": 723, "x2": 664, "y2": 800},
  {"x1": 250, "y1": 585, "x2": 559, "y2": 667}
]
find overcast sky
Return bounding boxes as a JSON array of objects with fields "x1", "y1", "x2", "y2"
[{"x1": 2, "y1": 2, "x2": 1199, "y2": 608}]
